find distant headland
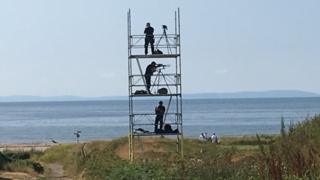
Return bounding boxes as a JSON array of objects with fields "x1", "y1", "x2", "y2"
[{"x1": 0, "y1": 90, "x2": 319, "y2": 102}]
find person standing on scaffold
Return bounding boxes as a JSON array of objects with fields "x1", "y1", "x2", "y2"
[
  {"x1": 155, "y1": 101, "x2": 165, "y2": 133},
  {"x1": 144, "y1": 22, "x2": 155, "y2": 55},
  {"x1": 145, "y1": 61, "x2": 157, "y2": 94}
]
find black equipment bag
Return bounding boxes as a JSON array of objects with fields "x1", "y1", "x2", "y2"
[{"x1": 158, "y1": 88, "x2": 168, "y2": 95}]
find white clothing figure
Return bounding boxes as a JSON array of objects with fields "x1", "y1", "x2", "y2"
[
  {"x1": 199, "y1": 133, "x2": 206, "y2": 141},
  {"x1": 211, "y1": 132, "x2": 218, "y2": 144},
  {"x1": 204, "y1": 132, "x2": 208, "y2": 140}
]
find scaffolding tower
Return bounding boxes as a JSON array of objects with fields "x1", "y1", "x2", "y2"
[{"x1": 127, "y1": 8, "x2": 183, "y2": 161}]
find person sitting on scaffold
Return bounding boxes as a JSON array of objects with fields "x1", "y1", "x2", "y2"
[{"x1": 144, "y1": 22, "x2": 155, "y2": 55}]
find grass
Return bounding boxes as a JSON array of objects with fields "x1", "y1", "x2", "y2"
[
  {"x1": 34, "y1": 136, "x2": 263, "y2": 179},
  {"x1": 257, "y1": 115, "x2": 320, "y2": 179},
  {"x1": 2, "y1": 115, "x2": 320, "y2": 179},
  {"x1": 0, "y1": 150, "x2": 44, "y2": 176}
]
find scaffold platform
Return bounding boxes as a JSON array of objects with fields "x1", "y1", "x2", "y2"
[
  {"x1": 133, "y1": 132, "x2": 182, "y2": 136},
  {"x1": 130, "y1": 93, "x2": 181, "y2": 97},
  {"x1": 129, "y1": 54, "x2": 180, "y2": 59}
]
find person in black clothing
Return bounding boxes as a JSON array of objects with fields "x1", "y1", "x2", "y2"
[
  {"x1": 144, "y1": 61, "x2": 157, "y2": 94},
  {"x1": 155, "y1": 101, "x2": 165, "y2": 133},
  {"x1": 144, "y1": 22, "x2": 155, "y2": 55}
]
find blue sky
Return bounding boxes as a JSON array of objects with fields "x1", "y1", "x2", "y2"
[{"x1": 0, "y1": 0, "x2": 319, "y2": 96}]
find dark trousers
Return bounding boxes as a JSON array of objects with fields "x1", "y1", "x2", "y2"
[
  {"x1": 145, "y1": 74, "x2": 151, "y2": 93},
  {"x1": 145, "y1": 37, "x2": 154, "y2": 55},
  {"x1": 155, "y1": 115, "x2": 164, "y2": 132}
]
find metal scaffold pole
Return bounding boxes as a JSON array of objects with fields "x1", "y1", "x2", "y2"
[
  {"x1": 127, "y1": 9, "x2": 134, "y2": 161},
  {"x1": 127, "y1": 8, "x2": 183, "y2": 161}
]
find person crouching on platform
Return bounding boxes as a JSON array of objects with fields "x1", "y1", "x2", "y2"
[
  {"x1": 144, "y1": 22, "x2": 155, "y2": 55},
  {"x1": 155, "y1": 101, "x2": 165, "y2": 133}
]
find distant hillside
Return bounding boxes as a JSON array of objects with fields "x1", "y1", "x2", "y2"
[
  {"x1": 185, "y1": 90, "x2": 320, "y2": 99},
  {"x1": 0, "y1": 95, "x2": 126, "y2": 102},
  {"x1": 0, "y1": 90, "x2": 319, "y2": 102}
]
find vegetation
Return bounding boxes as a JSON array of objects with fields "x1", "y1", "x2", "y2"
[
  {"x1": 32, "y1": 134, "x2": 275, "y2": 179},
  {"x1": 1, "y1": 115, "x2": 320, "y2": 179},
  {"x1": 0, "y1": 151, "x2": 44, "y2": 176},
  {"x1": 257, "y1": 115, "x2": 320, "y2": 179}
]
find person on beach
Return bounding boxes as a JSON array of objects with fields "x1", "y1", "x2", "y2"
[
  {"x1": 145, "y1": 61, "x2": 157, "y2": 94},
  {"x1": 155, "y1": 101, "x2": 165, "y2": 133},
  {"x1": 211, "y1": 132, "x2": 218, "y2": 144},
  {"x1": 205, "y1": 132, "x2": 208, "y2": 140},
  {"x1": 199, "y1": 133, "x2": 206, "y2": 141},
  {"x1": 144, "y1": 22, "x2": 155, "y2": 55}
]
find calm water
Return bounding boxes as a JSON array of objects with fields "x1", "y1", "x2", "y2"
[{"x1": 0, "y1": 97, "x2": 320, "y2": 144}]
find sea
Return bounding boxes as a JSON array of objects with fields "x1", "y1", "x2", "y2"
[{"x1": 0, "y1": 97, "x2": 320, "y2": 144}]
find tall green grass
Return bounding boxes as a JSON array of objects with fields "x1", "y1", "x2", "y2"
[{"x1": 257, "y1": 115, "x2": 320, "y2": 179}]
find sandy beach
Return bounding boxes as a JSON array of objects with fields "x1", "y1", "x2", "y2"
[{"x1": 0, "y1": 144, "x2": 53, "y2": 152}]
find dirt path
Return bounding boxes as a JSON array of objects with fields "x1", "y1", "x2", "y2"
[
  {"x1": 45, "y1": 163, "x2": 72, "y2": 180},
  {"x1": 0, "y1": 172, "x2": 36, "y2": 179}
]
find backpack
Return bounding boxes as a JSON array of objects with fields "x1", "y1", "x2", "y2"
[{"x1": 158, "y1": 88, "x2": 168, "y2": 95}]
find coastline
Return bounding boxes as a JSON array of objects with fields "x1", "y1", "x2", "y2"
[
  {"x1": 0, "y1": 144, "x2": 53, "y2": 152},
  {"x1": 0, "y1": 134, "x2": 278, "y2": 152}
]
